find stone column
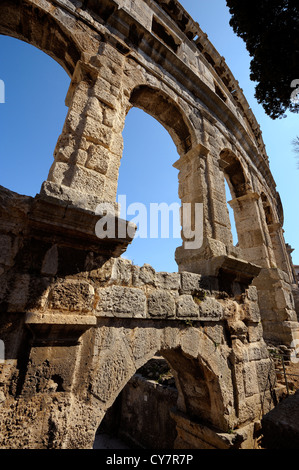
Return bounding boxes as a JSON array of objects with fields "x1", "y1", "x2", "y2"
[
  {"x1": 40, "y1": 44, "x2": 127, "y2": 213},
  {"x1": 175, "y1": 145, "x2": 232, "y2": 273},
  {"x1": 253, "y1": 268, "x2": 299, "y2": 348},
  {"x1": 227, "y1": 194, "x2": 299, "y2": 347}
]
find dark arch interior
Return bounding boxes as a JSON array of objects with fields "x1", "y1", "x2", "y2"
[
  {"x1": 94, "y1": 353, "x2": 178, "y2": 449},
  {"x1": 261, "y1": 192, "x2": 275, "y2": 226},
  {"x1": 220, "y1": 149, "x2": 249, "y2": 198}
]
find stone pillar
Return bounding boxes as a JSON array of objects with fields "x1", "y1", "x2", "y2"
[
  {"x1": 40, "y1": 44, "x2": 127, "y2": 213},
  {"x1": 229, "y1": 192, "x2": 275, "y2": 268},
  {"x1": 175, "y1": 145, "x2": 233, "y2": 273},
  {"x1": 285, "y1": 243, "x2": 299, "y2": 286}
]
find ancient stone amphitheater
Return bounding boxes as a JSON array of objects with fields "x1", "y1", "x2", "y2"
[{"x1": 0, "y1": 0, "x2": 298, "y2": 449}]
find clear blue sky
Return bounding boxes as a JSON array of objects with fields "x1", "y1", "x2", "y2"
[{"x1": 0, "y1": 0, "x2": 298, "y2": 272}]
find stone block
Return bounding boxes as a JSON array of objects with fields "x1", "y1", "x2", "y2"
[
  {"x1": 69, "y1": 165, "x2": 106, "y2": 196},
  {"x1": 275, "y1": 287, "x2": 294, "y2": 311},
  {"x1": 103, "y1": 106, "x2": 117, "y2": 128},
  {"x1": 82, "y1": 117, "x2": 113, "y2": 148},
  {"x1": 247, "y1": 342, "x2": 269, "y2": 362},
  {"x1": 96, "y1": 286, "x2": 146, "y2": 317},
  {"x1": 109, "y1": 258, "x2": 132, "y2": 285},
  {"x1": 47, "y1": 161, "x2": 69, "y2": 186},
  {"x1": 227, "y1": 320, "x2": 248, "y2": 341},
  {"x1": 73, "y1": 149, "x2": 88, "y2": 166},
  {"x1": 247, "y1": 323, "x2": 264, "y2": 343},
  {"x1": 246, "y1": 286, "x2": 258, "y2": 302},
  {"x1": 97, "y1": 43, "x2": 125, "y2": 67},
  {"x1": 48, "y1": 280, "x2": 94, "y2": 313},
  {"x1": 109, "y1": 132, "x2": 124, "y2": 156},
  {"x1": 180, "y1": 272, "x2": 202, "y2": 294},
  {"x1": 262, "y1": 390, "x2": 299, "y2": 449},
  {"x1": 176, "y1": 295, "x2": 199, "y2": 318},
  {"x1": 198, "y1": 297, "x2": 224, "y2": 321},
  {"x1": 139, "y1": 264, "x2": 156, "y2": 285},
  {"x1": 255, "y1": 359, "x2": 276, "y2": 394},
  {"x1": 84, "y1": 96, "x2": 103, "y2": 121},
  {"x1": 242, "y1": 301, "x2": 261, "y2": 323},
  {"x1": 243, "y1": 362, "x2": 260, "y2": 397},
  {"x1": 155, "y1": 272, "x2": 180, "y2": 290},
  {"x1": 66, "y1": 108, "x2": 84, "y2": 134},
  {"x1": 148, "y1": 290, "x2": 176, "y2": 318},
  {"x1": 85, "y1": 144, "x2": 110, "y2": 174},
  {"x1": 93, "y1": 86, "x2": 118, "y2": 110}
]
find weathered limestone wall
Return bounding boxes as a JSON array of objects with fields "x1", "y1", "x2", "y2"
[
  {"x1": 0, "y1": 187, "x2": 275, "y2": 448},
  {"x1": 1, "y1": 0, "x2": 297, "y2": 346}
]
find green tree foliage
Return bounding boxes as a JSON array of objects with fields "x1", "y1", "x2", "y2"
[{"x1": 226, "y1": 0, "x2": 299, "y2": 119}]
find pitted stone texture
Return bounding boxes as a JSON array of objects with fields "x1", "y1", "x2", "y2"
[
  {"x1": 176, "y1": 295, "x2": 199, "y2": 318},
  {"x1": 134, "y1": 264, "x2": 156, "y2": 286},
  {"x1": 96, "y1": 286, "x2": 146, "y2": 317},
  {"x1": 180, "y1": 272, "x2": 202, "y2": 294},
  {"x1": 155, "y1": 272, "x2": 181, "y2": 290},
  {"x1": 48, "y1": 280, "x2": 95, "y2": 313},
  {"x1": 198, "y1": 297, "x2": 224, "y2": 321},
  {"x1": 109, "y1": 258, "x2": 133, "y2": 285},
  {"x1": 148, "y1": 290, "x2": 176, "y2": 318}
]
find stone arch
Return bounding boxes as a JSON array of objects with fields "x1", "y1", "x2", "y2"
[
  {"x1": 0, "y1": 0, "x2": 82, "y2": 77},
  {"x1": 87, "y1": 322, "x2": 235, "y2": 449},
  {"x1": 129, "y1": 85, "x2": 194, "y2": 156},
  {"x1": 219, "y1": 148, "x2": 250, "y2": 199}
]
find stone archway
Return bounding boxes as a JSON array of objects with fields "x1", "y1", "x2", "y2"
[{"x1": 66, "y1": 318, "x2": 238, "y2": 450}]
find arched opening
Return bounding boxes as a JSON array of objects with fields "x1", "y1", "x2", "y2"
[
  {"x1": 260, "y1": 192, "x2": 283, "y2": 270},
  {"x1": 224, "y1": 178, "x2": 239, "y2": 246},
  {"x1": 0, "y1": 36, "x2": 70, "y2": 197},
  {"x1": 94, "y1": 353, "x2": 178, "y2": 449},
  {"x1": 0, "y1": 1, "x2": 81, "y2": 77},
  {"x1": 219, "y1": 149, "x2": 253, "y2": 253},
  {"x1": 90, "y1": 320, "x2": 232, "y2": 451},
  {"x1": 92, "y1": 344, "x2": 227, "y2": 450},
  {"x1": 116, "y1": 86, "x2": 194, "y2": 272},
  {"x1": 219, "y1": 149, "x2": 249, "y2": 200},
  {"x1": 117, "y1": 105, "x2": 186, "y2": 272},
  {"x1": 129, "y1": 85, "x2": 192, "y2": 155},
  {"x1": 261, "y1": 192, "x2": 274, "y2": 226}
]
